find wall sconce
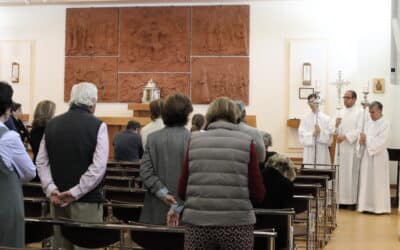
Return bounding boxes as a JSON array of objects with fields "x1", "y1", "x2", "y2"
[
  {"x1": 11, "y1": 62, "x2": 20, "y2": 83},
  {"x1": 302, "y1": 62, "x2": 312, "y2": 86}
]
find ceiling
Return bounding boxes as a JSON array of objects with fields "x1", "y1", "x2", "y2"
[{"x1": 0, "y1": 0, "x2": 254, "y2": 5}]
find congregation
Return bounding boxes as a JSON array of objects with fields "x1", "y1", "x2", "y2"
[{"x1": 0, "y1": 79, "x2": 392, "y2": 250}]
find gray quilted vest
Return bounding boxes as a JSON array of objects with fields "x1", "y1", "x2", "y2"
[{"x1": 182, "y1": 121, "x2": 256, "y2": 226}]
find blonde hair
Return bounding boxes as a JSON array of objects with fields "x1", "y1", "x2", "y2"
[
  {"x1": 32, "y1": 100, "x2": 56, "y2": 128},
  {"x1": 205, "y1": 97, "x2": 238, "y2": 127},
  {"x1": 265, "y1": 154, "x2": 297, "y2": 181}
]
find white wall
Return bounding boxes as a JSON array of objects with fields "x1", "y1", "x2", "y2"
[{"x1": 0, "y1": 0, "x2": 395, "y2": 157}]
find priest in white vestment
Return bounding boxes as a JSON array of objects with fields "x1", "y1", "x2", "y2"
[
  {"x1": 335, "y1": 90, "x2": 363, "y2": 205},
  {"x1": 357, "y1": 101, "x2": 391, "y2": 214},
  {"x1": 299, "y1": 93, "x2": 334, "y2": 169}
]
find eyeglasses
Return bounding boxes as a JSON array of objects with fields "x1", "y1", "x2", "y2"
[{"x1": 342, "y1": 96, "x2": 353, "y2": 99}]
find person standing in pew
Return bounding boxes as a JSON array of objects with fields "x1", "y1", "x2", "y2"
[
  {"x1": 113, "y1": 120, "x2": 143, "y2": 161},
  {"x1": 140, "y1": 93, "x2": 193, "y2": 225},
  {"x1": 259, "y1": 153, "x2": 296, "y2": 209},
  {"x1": 29, "y1": 100, "x2": 56, "y2": 164},
  {"x1": 140, "y1": 99, "x2": 164, "y2": 149},
  {"x1": 0, "y1": 81, "x2": 36, "y2": 248},
  {"x1": 10, "y1": 102, "x2": 30, "y2": 143},
  {"x1": 169, "y1": 97, "x2": 265, "y2": 250},
  {"x1": 234, "y1": 100, "x2": 266, "y2": 164},
  {"x1": 37, "y1": 82, "x2": 109, "y2": 250}
]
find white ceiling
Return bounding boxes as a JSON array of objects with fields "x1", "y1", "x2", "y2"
[{"x1": 0, "y1": 0, "x2": 255, "y2": 5}]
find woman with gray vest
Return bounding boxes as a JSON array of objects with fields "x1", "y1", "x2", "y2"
[
  {"x1": 169, "y1": 97, "x2": 265, "y2": 250},
  {"x1": 0, "y1": 81, "x2": 36, "y2": 247}
]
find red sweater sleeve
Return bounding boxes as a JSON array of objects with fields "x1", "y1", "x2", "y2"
[
  {"x1": 248, "y1": 142, "x2": 266, "y2": 204},
  {"x1": 177, "y1": 148, "x2": 190, "y2": 200}
]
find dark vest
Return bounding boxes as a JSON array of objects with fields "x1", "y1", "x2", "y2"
[{"x1": 45, "y1": 105, "x2": 103, "y2": 202}]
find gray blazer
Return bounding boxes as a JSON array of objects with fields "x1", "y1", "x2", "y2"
[
  {"x1": 139, "y1": 126, "x2": 190, "y2": 225},
  {"x1": 238, "y1": 122, "x2": 266, "y2": 163}
]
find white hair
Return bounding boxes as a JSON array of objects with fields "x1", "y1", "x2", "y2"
[{"x1": 70, "y1": 82, "x2": 98, "y2": 106}]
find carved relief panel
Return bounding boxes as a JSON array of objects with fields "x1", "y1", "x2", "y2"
[
  {"x1": 64, "y1": 57, "x2": 118, "y2": 102},
  {"x1": 119, "y1": 7, "x2": 190, "y2": 72},
  {"x1": 65, "y1": 6, "x2": 249, "y2": 104},
  {"x1": 191, "y1": 57, "x2": 249, "y2": 104},
  {"x1": 192, "y1": 6, "x2": 249, "y2": 56},
  {"x1": 66, "y1": 8, "x2": 119, "y2": 56}
]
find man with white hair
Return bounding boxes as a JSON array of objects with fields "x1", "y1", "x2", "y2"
[{"x1": 37, "y1": 82, "x2": 109, "y2": 250}]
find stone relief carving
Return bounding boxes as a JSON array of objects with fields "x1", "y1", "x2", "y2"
[
  {"x1": 65, "y1": 6, "x2": 249, "y2": 104},
  {"x1": 191, "y1": 57, "x2": 249, "y2": 104},
  {"x1": 66, "y1": 8, "x2": 119, "y2": 56},
  {"x1": 119, "y1": 7, "x2": 190, "y2": 72},
  {"x1": 192, "y1": 6, "x2": 249, "y2": 56},
  {"x1": 64, "y1": 57, "x2": 118, "y2": 102}
]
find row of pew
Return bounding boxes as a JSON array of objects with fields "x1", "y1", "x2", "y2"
[{"x1": 20, "y1": 160, "x2": 339, "y2": 250}]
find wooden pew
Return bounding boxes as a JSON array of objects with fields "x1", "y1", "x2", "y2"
[
  {"x1": 299, "y1": 168, "x2": 338, "y2": 230},
  {"x1": 25, "y1": 217, "x2": 277, "y2": 250},
  {"x1": 108, "y1": 160, "x2": 141, "y2": 168},
  {"x1": 104, "y1": 186, "x2": 146, "y2": 203},
  {"x1": 294, "y1": 175, "x2": 330, "y2": 245},
  {"x1": 104, "y1": 202, "x2": 143, "y2": 223},
  {"x1": 23, "y1": 182, "x2": 45, "y2": 198},
  {"x1": 293, "y1": 194, "x2": 316, "y2": 250},
  {"x1": 255, "y1": 208, "x2": 295, "y2": 250}
]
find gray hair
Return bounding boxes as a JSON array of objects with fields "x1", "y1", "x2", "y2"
[
  {"x1": 234, "y1": 100, "x2": 246, "y2": 122},
  {"x1": 70, "y1": 82, "x2": 98, "y2": 106},
  {"x1": 261, "y1": 131, "x2": 272, "y2": 147},
  {"x1": 265, "y1": 153, "x2": 296, "y2": 181}
]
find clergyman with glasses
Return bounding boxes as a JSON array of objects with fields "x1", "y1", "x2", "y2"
[{"x1": 335, "y1": 90, "x2": 364, "y2": 209}]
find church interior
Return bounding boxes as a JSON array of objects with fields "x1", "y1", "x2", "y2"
[{"x1": 0, "y1": 0, "x2": 399, "y2": 249}]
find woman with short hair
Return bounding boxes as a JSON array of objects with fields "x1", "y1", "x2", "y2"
[
  {"x1": 139, "y1": 93, "x2": 193, "y2": 225},
  {"x1": 0, "y1": 81, "x2": 36, "y2": 247},
  {"x1": 190, "y1": 113, "x2": 205, "y2": 132}
]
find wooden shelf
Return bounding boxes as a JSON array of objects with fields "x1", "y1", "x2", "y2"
[{"x1": 287, "y1": 119, "x2": 300, "y2": 128}]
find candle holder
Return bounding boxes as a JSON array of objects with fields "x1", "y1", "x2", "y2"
[{"x1": 141, "y1": 79, "x2": 161, "y2": 104}]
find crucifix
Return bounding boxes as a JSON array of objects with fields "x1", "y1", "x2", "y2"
[
  {"x1": 332, "y1": 70, "x2": 350, "y2": 113},
  {"x1": 330, "y1": 71, "x2": 350, "y2": 202}
]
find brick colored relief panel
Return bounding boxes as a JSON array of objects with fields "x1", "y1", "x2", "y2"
[
  {"x1": 191, "y1": 57, "x2": 249, "y2": 104},
  {"x1": 118, "y1": 73, "x2": 190, "y2": 103},
  {"x1": 66, "y1": 8, "x2": 119, "y2": 56},
  {"x1": 64, "y1": 57, "x2": 118, "y2": 102},
  {"x1": 119, "y1": 7, "x2": 190, "y2": 72},
  {"x1": 192, "y1": 6, "x2": 249, "y2": 56}
]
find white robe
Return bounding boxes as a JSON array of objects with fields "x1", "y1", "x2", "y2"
[
  {"x1": 299, "y1": 111, "x2": 334, "y2": 169},
  {"x1": 357, "y1": 117, "x2": 391, "y2": 214},
  {"x1": 335, "y1": 106, "x2": 363, "y2": 204}
]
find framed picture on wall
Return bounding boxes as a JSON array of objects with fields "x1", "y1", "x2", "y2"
[
  {"x1": 299, "y1": 87, "x2": 314, "y2": 99},
  {"x1": 372, "y1": 78, "x2": 385, "y2": 93}
]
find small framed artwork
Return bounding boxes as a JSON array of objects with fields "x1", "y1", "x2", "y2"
[
  {"x1": 372, "y1": 78, "x2": 385, "y2": 93},
  {"x1": 299, "y1": 87, "x2": 314, "y2": 99},
  {"x1": 302, "y1": 62, "x2": 312, "y2": 85},
  {"x1": 11, "y1": 62, "x2": 20, "y2": 83}
]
